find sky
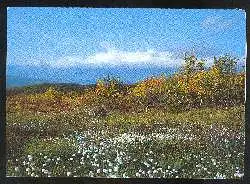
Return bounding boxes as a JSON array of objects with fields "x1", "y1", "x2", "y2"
[
  {"x1": 6, "y1": 8, "x2": 246, "y2": 84},
  {"x1": 7, "y1": 8, "x2": 246, "y2": 67}
]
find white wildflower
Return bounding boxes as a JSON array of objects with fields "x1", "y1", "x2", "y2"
[
  {"x1": 114, "y1": 166, "x2": 119, "y2": 172},
  {"x1": 108, "y1": 162, "x2": 113, "y2": 167},
  {"x1": 31, "y1": 173, "x2": 35, "y2": 177},
  {"x1": 89, "y1": 171, "x2": 94, "y2": 177},
  {"x1": 136, "y1": 172, "x2": 140, "y2": 177},
  {"x1": 27, "y1": 155, "x2": 33, "y2": 161},
  {"x1": 153, "y1": 170, "x2": 158, "y2": 174},
  {"x1": 14, "y1": 167, "x2": 19, "y2": 172}
]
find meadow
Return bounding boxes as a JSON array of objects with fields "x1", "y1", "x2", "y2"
[{"x1": 6, "y1": 54, "x2": 245, "y2": 178}]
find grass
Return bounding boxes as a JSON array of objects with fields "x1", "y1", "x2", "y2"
[{"x1": 6, "y1": 103, "x2": 245, "y2": 178}]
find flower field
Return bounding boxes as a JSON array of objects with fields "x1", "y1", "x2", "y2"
[{"x1": 7, "y1": 105, "x2": 245, "y2": 178}]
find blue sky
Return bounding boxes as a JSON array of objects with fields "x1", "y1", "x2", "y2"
[{"x1": 7, "y1": 8, "x2": 246, "y2": 69}]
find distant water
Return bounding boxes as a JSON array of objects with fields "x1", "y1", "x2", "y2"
[
  {"x1": 7, "y1": 65, "x2": 178, "y2": 87},
  {"x1": 6, "y1": 76, "x2": 48, "y2": 88}
]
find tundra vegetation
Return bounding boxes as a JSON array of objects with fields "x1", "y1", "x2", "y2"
[{"x1": 6, "y1": 54, "x2": 245, "y2": 178}]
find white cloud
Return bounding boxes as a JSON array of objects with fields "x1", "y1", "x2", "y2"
[
  {"x1": 51, "y1": 56, "x2": 85, "y2": 68},
  {"x1": 50, "y1": 49, "x2": 185, "y2": 68},
  {"x1": 87, "y1": 50, "x2": 152, "y2": 65},
  {"x1": 13, "y1": 48, "x2": 244, "y2": 69},
  {"x1": 201, "y1": 15, "x2": 233, "y2": 31}
]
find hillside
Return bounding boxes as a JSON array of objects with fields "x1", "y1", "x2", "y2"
[
  {"x1": 6, "y1": 82, "x2": 95, "y2": 96},
  {"x1": 6, "y1": 54, "x2": 245, "y2": 178},
  {"x1": 6, "y1": 75, "x2": 47, "y2": 88}
]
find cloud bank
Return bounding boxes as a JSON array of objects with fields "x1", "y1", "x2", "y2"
[
  {"x1": 51, "y1": 49, "x2": 184, "y2": 68},
  {"x1": 11, "y1": 48, "x2": 245, "y2": 69}
]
